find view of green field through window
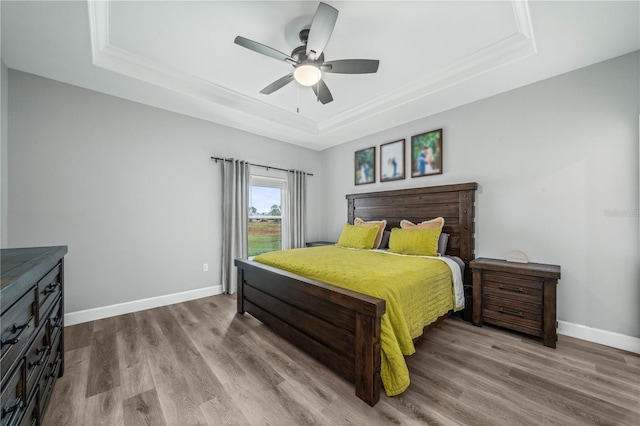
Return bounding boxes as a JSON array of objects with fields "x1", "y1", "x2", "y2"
[{"x1": 248, "y1": 185, "x2": 282, "y2": 257}]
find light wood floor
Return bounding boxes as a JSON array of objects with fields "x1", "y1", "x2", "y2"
[{"x1": 42, "y1": 294, "x2": 639, "y2": 426}]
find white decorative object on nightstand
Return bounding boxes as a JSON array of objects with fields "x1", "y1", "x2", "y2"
[{"x1": 506, "y1": 250, "x2": 529, "y2": 263}]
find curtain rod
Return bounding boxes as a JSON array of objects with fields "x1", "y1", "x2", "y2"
[{"x1": 210, "y1": 157, "x2": 313, "y2": 176}]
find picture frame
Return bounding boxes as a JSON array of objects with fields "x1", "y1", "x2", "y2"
[
  {"x1": 411, "y1": 128, "x2": 443, "y2": 177},
  {"x1": 380, "y1": 139, "x2": 405, "y2": 182},
  {"x1": 354, "y1": 147, "x2": 375, "y2": 185}
]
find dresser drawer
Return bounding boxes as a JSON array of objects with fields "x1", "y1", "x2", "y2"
[
  {"x1": 24, "y1": 325, "x2": 50, "y2": 401},
  {"x1": 46, "y1": 298, "x2": 63, "y2": 345},
  {"x1": 17, "y1": 391, "x2": 37, "y2": 426},
  {"x1": 1, "y1": 291, "x2": 36, "y2": 378},
  {"x1": 483, "y1": 296, "x2": 542, "y2": 334},
  {"x1": 37, "y1": 264, "x2": 62, "y2": 323},
  {"x1": 38, "y1": 352, "x2": 62, "y2": 419},
  {"x1": 1, "y1": 359, "x2": 25, "y2": 426},
  {"x1": 482, "y1": 272, "x2": 542, "y2": 304}
]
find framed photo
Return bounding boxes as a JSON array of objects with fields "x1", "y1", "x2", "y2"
[
  {"x1": 354, "y1": 147, "x2": 375, "y2": 185},
  {"x1": 411, "y1": 128, "x2": 443, "y2": 177},
  {"x1": 380, "y1": 139, "x2": 405, "y2": 182}
]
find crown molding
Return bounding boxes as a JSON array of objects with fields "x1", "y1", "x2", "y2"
[{"x1": 87, "y1": 0, "x2": 536, "y2": 146}]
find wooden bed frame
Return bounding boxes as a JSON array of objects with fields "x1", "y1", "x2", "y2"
[{"x1": 235, "y1": 182, "x2": 477, "y2": 406}]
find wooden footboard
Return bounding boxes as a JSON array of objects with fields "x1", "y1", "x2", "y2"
[{"x1": 235, "y1": 258, "x2": 386, "y2": 406}]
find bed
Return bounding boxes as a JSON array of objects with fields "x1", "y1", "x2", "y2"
[{"x1": 234, "y1": 182, "x2": 477, "y2": 406}]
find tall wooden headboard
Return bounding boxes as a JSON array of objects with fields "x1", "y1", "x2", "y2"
[{"x1": 346, "y1": 182, "x2": 478, "y2": 284}]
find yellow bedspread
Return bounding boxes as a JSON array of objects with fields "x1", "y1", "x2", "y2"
[{"x1": 253, "y1": 245, "x2": 455, "y2": 396}]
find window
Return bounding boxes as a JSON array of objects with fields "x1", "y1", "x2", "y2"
[{"x1": 248, "y1": 174, "x2": 287, "y2": 257}]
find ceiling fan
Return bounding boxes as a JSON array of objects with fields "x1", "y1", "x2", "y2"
[{"x1": 234, "y1": 2, "x2": 380, "y2": 105}]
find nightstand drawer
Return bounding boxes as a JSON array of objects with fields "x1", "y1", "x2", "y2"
[
  {"x1": 482, "y1": 272, "x2": 542, "y2": 304},
  {"x1": 483, "y1": 296, "x2": 542, "y2": 332}
]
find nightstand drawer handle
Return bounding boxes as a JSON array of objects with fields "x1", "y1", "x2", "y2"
[
  {"x1": 499, "y1": 307, "x2": 524, "y2": 317},
  {"x1": 498, "y1": 284, "x2": 524, "y2": 293}
]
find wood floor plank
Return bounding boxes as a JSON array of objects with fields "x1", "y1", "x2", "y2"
[
  {"x1": 93, "y1": 316, "x2": 118, "y2": 332},
  {"x1": 182, "y1": 321, "x2": 247, "y2": 386},
  {"x1": 508, "y1": 367, "x2": 638, "y2": 425},
  {"x1": 167, "y1": 301, "x2": 200, "y2": 325},
  {"x1": 183, "y1": 322, "x2": 287, "y2": 424},
  {"x1": 135, "y1": 310, "x2": 207, "y2": 425},
  {"x1": 149, "y1": 306, "x2": 236, "y2": 406},
  {"x1": 409, "y1": 343, "x2": 578, "y2": 426},
  {"x1": 198, "y1": 393, "x2": 252, "y2": 426},
  {"x1": 238, "y1": 327, "x2": 335, "y2": 406},
  {"x1": 82, "y1": 387, "x2": 124, "y2": 426},
  {"x1": 122, "y1": 389, "x2": 167, "y2": 426},
  {"x1": 86, "y1": 328, "x2": 121, "y2": 398},
  {"x1": 116, "y1": 313, "x2": 155, "y2": 400},
  {"x1": 42, "y1": 295, "x2": 640, "y2": 426},
  {"x1": 134, "y1": 309, "x2": 208, "y2": 426},
  {"x1": 41, "y1": 347, "x2": 91, "y2": 426},
  {"x1": 64, "y1": 321, "x2": 94, "y2": 351}
]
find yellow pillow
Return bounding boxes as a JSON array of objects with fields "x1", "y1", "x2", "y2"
[
  {"x1": 337, "y1": 224, "x2": 378, "y2": 250},
  {"x1": 354, "y1": 217, "x2": 387, "y2": 249},
  {"x1": 400, "y1": 217, "x2": 445, "y2": 230},
  {"x1": 388, "y1": 227, "x2": 442, "y2": 256}
]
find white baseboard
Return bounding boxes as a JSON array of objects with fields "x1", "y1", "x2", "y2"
[
  {"x1": 64, "y1": 285, "x2": 223, "y2": 326},
  {"x1": 558, "y1": 320, "x2": 640, "y2": 354}
]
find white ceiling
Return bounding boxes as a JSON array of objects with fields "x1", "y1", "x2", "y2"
[{"x1": 2, "y1": 1, "x2": 638, "y2": 151}]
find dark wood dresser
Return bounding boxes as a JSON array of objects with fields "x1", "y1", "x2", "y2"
[
  {"x1": 471, "y1": 257, "x2": 561, "y2": 348},
  {"x1": 1, "y1": 246, "x2": 67, "y2": 426}
]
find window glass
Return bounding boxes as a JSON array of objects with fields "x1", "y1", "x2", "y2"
[{"x1": 248, "y1": 179, "x2": 284, "y2": 257}]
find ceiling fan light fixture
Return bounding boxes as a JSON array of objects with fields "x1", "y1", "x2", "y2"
[{"x1": 294, "y1": 64, "x2": 322, "y2": 86}]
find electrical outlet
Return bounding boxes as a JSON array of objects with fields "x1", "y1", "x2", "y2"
[{"x1": 202, "y1": 263, "x2": 208, "y2": 272}]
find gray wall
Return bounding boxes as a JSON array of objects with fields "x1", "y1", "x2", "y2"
[
  {"x1": 6, "y1": 53, "x2": 639, "y2": 341},
  {"x1": 7, "y1": 70, "x2": 322, "y2": 313},
  {"x1": 321, "y1": 52, "x2": 640, "y2": 339}
]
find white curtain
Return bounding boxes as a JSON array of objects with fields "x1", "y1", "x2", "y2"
[
  {"x1": 221, "y1": 159, "x2": 250, "y2": 294},
  {"x1": 287, "y1": 170, "x2": 307, "y2": 249}
]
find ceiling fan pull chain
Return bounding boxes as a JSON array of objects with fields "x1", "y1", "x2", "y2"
[{"x1": 296, "y1": 84, "x2": 300, "y2": 113}]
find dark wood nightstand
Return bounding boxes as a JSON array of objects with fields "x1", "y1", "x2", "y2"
[
  {"x1": 305, "y1": 241, "x2": 336, "y2": 247},
  {"x1": 471, "y1": 257, "x2": 561, "y2": 348}
]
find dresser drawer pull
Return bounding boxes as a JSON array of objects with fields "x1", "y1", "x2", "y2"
[
  {"x1": 498, "y1": 307, "x2": 524, "y2": 317},
  {"x1": 498, "y1": 284, "x2": 524, "y2": 293},
  {"x1": 29, "y1": 345, "x2": 51, "y2": 369},
  {"x1": 44, "y1": 282, "x2": 59, "y2": 295},
  {"x1": 52, "y1": 316, "x2": 63, "y2": 329},
  {"x1": 46, "y1": 359, "x2": 62, "y2": 379},
  {"x1": 1, "y1": 400, "x2": 23, "y2": 417},
  {"x1": 1, "y1": 322, "x2": 31, "y2": 347}
]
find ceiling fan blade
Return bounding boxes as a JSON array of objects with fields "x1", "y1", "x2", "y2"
[
  {"x1": 260, "y1": 74, "x2": 295, "y2": 94},
  {"x1": 322, "y1": 59, "x2": 380, "y2": 74},
  {"x1": 306, "y1": 3, "x2": 338, "y2": 61},
  {"x1": 234, "y1": 36, "x2": 295, "y2": 64},
  {"x1": 311, "y1": 79, "x2": 333, "y2": 104}
]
